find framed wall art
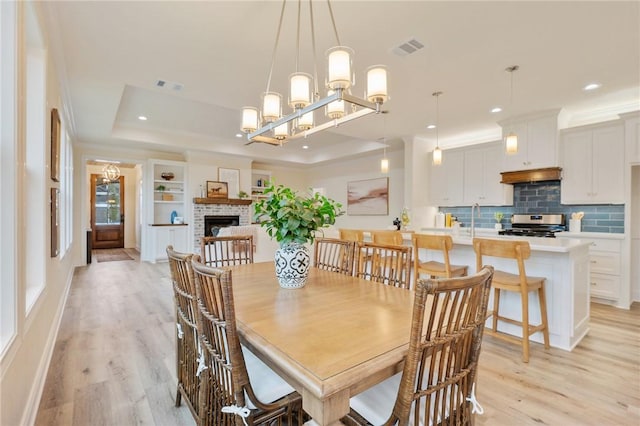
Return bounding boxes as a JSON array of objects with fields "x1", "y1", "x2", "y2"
[
  {"x1": 347, "y1": 177, "x2": 389, "y2": 215},
  {"x1": 51, "y1": 187, "x2": 60, "y2": 257},
  {"x1": 218, "y1": 167, "x2": 240, "y2": 199},
  {"x1": 206, "y1": 181, "x2": 229, "y2": 199},
  {"x1": 51, "y1": 108, "x2": 61, "y2": 182}
]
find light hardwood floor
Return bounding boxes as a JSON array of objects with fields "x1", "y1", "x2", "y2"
[{"x1": 35, "y1": 251, "x2": 639, "y2": 425}]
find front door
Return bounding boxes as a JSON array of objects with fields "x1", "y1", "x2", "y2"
[{"x1": 91, "y1": 174, "x2": 125, "y2": 249}]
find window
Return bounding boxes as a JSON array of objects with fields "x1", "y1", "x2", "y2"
[
  {"x1": 24, "y1": 1, "x2": 46, "y2": 313},
  {"x1": 59, "y1": 128, "x2": 73, "y2": 256},
  {"x1": 0, "y1": 0, "x2": 17, "y2": 355}
]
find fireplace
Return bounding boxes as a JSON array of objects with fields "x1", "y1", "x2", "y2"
[{"x1": 204, "y1": 215, "x2": 240, "y2": 237}]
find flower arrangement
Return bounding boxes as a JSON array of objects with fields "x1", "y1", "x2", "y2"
[{"x1": 253, "y1": 183, "x2": 344, "y2": 246}]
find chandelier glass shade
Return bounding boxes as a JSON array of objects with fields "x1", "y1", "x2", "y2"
[{"x1": 240, "y1": 0, "x2": 388, "y2": 146}]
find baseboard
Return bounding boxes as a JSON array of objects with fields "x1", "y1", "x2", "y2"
[{"x1": 21, "y1": 266, "x2": 74, "y2": 426}]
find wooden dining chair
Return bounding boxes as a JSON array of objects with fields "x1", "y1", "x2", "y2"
[
  {"x1": 190, "y1": 255, "x2": 305, "y2": 426},
  {"x1": 313, "y1": 237, "x2": 356, "y2": 275},
  {"x1": 473, "y1": 238, "x2": 550, "y2": 363},
  {"x1": 338, "y1": 228, "x2": 365, "y2": 242},
  {"x1": 344, "y1": 266, "x2": 495, "y2": 426},
  {"x1": 355, "y1": 242, "x2": 413, "y2": 290},
  {"x1": 166, "y1": 245, "x2": 201, "y2": 424},
  {"x1": 412, "y1": 234, "x2": 468, "y2": 288},
  {"x1": 200, "y1": 235, "x2": 254, "y2": 267},
  {"x1": 370, "y1": 230, "x2": 404, "y2": 245}
]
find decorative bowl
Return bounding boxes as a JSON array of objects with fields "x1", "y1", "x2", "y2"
[{"x1": 160, "y1": 172, "x2": 175, "y2": 181}]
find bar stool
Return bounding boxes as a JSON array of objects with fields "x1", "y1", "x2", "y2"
[
  {"x1": 473, "y1": 238, "x2": 550, "y2": 362},
  {"x1": 412, "y1": 234, "x2": 468, "y2": 288},
  {"x1": 370, "y1": 230, "x2": 403, "y2": 245},
  {"x1": 339, "y1": 228, "x2": 365, "y2": 243}
]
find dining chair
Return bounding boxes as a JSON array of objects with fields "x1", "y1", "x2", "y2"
[
  {"x1": 355, "y1": 242, "x2": 413, "y2": 290},
  {"x1": 370, "y1": 230, "x2": 404, "y2": 245},
  {"x1": 166, "y1": 245, "x2": 201, "y2": 424},
  {"x1": 190, "y1": 255, "x2": 305, "y2": 426},
  {"x1": 200, "y1": 235, "x2": 254, "y2": 267},
  {"x1": 313, "y1": 237, "x2": 356, "y2": 275},
  {"x1": 344, "y1": 266, "x2": 495, "y2": 426},
  {"x1": 338, "y1": 228, "x2": 365, "y2": 242},
  {"x1": 412, "y1": 234, "x2": 468, "y2": 288},
  {"x1": 473, "y1": 238, "x2": 550, "y2": 363}
]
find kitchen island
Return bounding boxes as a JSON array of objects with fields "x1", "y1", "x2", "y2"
[{"x1": 416, "y1": 232, "x2": 591, "y2": 351}]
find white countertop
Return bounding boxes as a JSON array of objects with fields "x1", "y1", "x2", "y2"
[
  {"x1": 555, "y1": 231, "x2": 625, "y2": 240},
  {"x1": 418, "y1": 229, "x2": 591, "y2": 253}
]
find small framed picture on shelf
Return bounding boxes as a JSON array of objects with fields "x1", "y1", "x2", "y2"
[{"x1": 206, "y1": 181, "x2": 228, "y2": 199}]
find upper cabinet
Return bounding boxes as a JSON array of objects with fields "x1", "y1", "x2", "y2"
[
  {"x1": 463, "y1": 143, "x2": 513, "y2": 206},
  {"x1": 429, "y1": 150, "x2": 464, "y2": 207},
  {"x1": 622, "y1": 111, "x2": 640, "y2": 164},
  {"x1": 429, "y1": 142, "x2": 513, "y2": 207},
  {"x1": 560, "y1": 120, "x2": 625, "y2": 204},
  {"x1": 499, "y1": 109, "x2": 560, "y2": 171}
]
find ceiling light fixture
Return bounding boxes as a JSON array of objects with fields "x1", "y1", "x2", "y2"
[
  {"x1": 583, "y1": 83, "x2": 601, "y2": 91},
  {"x1": 427, "y1": 124, "x2": 436, "y2": 129},
  {"x1": 138, "y1": 115, "x2": 148, "y2": 121},
  {"x1": 491, "y1": 107, "x2": 502, "y2": 113},
  {"x1": 505, "y1": 65, "x2": 519, "y2": 155},
  {"x1": 240, "y1": 0, "x2": 388, "y2": 146},
  {"x1": 432, "y1": 91, "x2": 443, "y2": 166},
  {"x1": 102, "y1": 163, "x2": 121, "y2": 182}
]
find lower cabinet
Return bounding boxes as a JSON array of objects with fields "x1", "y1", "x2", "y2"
[
  {"x1": 557, "y1": 234, "x2": 622, "y2": 301},
  {"x1": 151, "y1": 225, "x2": 189, "y2": 262}
]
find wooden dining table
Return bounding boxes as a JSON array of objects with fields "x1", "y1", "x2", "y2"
[{"x1": 227, "y1": 261, "x2": 416, "y2": 426}]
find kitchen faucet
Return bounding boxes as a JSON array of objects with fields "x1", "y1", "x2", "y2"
[{"x1": 471, "y1": 203, "x2": 481, "y2": 239}]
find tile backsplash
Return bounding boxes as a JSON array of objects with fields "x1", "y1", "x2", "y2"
[{"x1": 439, "y1": 181, "x2": 624, "y2": 233}]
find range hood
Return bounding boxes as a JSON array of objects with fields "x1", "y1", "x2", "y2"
[{"x1": 500, "y1": 167, "x2": 562, "y2": 184}]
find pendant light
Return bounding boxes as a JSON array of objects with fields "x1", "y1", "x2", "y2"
[
  {"x1": 505, "y1": 65, "x2": 519, "y2": 155},
  {"x1": 380, "y1": 112, "x2": 389, "y2": 173},
  {"x1": 432, "y1": 91, "x2": 443, "y2": 166}
]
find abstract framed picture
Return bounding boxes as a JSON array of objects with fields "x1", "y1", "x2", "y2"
[
  {"x1": 218, "y1": 167, "x2": 240, "y2": 199},
  {"x1": 51, "y1": 108, "x2": 61, "y2": 182},
  {"x1": 347, "y1": 177, "x2": 389, "y2": 215},
  {"x1": 206, "y1": 181, "x2": 229, "y2": 199}
]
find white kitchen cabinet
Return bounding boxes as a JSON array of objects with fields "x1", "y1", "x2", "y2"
[
  {"x1": 556, "y1": 234, "x2": 622, "y2": 302},
  {"x1": 560, "y1": 121, "x2": 624, "y2": 204},
  {"x1": 429, "y1": 150, "x2": 464, "y2": 206},
  {"x1": 622, "y1": 111, "x2": 640, "y2": 164},
  {"x1": 151, "y1": 225, "x2": 189, "y2": 262},
  {"x1": 500, "y1": 110, "x2": 560, "y2": 171},
  {"x1": 463, "y1": 143, "x2": 513, "y2": 206}
]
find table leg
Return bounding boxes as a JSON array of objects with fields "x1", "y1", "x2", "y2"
[{"x1": 302, "y1": 388, "x2": 350, "y2": 426}]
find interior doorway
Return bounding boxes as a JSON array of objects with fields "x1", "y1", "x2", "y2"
[{"x1": 91, "y1": 174, "x2": 125, "y2": 249}]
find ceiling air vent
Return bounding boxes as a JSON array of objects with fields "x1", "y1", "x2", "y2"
[
  {"x1": 155, "y1": 79, "x2": 183, "y2": 91},
  {"x1": 392, "y1": 38, "x2": 425, "y2": 56},
  {"x1": 156, "y1": 79, "x2": 166, "y2": 88}
]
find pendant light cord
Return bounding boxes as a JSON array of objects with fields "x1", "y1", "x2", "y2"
[
  {"x1": 326, "y1": 0, "x2": 341, "y2": 45},
  {"x1": 310, "y1": 0, "x2": 319, "y2": 99},
  {"x1": 433, "y1": 91, "x2": 442, "y2": 149},
  {"x1": 265, "y1": 0, "x2": 287, "y2": 93},
  {"x1": 295, "y1": 0, "x2": 301, "y2": 72}
]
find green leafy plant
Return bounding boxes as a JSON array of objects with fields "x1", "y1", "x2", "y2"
[
  {"x1": 155, "y1": 184, "x2": 166, "y2": 191},
  {"x1": 494, "y1": 211, "x2": 504, "y2": 223},
  {"x1": 253, "y1": 183, "x2": 344, "y2": 245},
  {"x1": 238, "y1": 190, "x2": 249, "y2": 199}
]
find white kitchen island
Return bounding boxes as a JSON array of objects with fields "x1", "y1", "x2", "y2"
[{"x1": 416, "y1": 232, "x2": 592, "y2": 351}]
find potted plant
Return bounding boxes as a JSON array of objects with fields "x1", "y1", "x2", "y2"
[
  {"x1": 494, "y1": 211, "x2": 504, "y2": 230},
  {"x1": 254, "y1": 183, "x2": 344, "y2": 288}
]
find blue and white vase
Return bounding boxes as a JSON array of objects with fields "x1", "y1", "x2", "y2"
[{"x1": 274, "y1": 242, "x2": 310, "y2": 289}]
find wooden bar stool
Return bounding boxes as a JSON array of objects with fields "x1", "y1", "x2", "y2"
[
  {"x1": 412, "y1": 234, "x2": 468, "y2": 288},
  {"x1": 370, "y1": 230, "x2": 403, "y2": 245},
  {"x1": 473, "y1": 238, "x2": 550, "y2": 362}
]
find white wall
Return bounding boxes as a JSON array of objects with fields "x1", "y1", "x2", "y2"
[
  {"x1": 305, "y1": 148, "x2": 405, "y2": 230},
  {"x1": 631, "y1": 165, "x2": 639, "y2": 302}
]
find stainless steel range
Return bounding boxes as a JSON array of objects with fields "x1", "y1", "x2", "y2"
[{"x1": 499, "y1": 214, "x2": 566, "y2": 238}]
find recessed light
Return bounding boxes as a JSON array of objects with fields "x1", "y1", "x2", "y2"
[
  {"x1": 302, "y1": 145, "x2": 309, "y2": 149},
  {"x1": 138, "y1": 115, "x2": 148, "y2": 121},
  {"x1": 235, "y1": 133, "x2": 243, "y2": 138},
  {"x1": 427, "y1": 124, "x2": 436, "y2": 129},
  {"x1": 491, "y1": 107, "x2": 502, "y2": 113},
  {"x1": 583, "y1": 83, "x2": 601, "y2": 91}
]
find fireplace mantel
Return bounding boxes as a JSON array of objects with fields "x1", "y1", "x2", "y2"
[{"x1": 193, "y1": 198, "x2": 252, "y2": 205}]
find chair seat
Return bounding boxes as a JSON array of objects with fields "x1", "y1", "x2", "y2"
[
  {"x1": 418, "y1": 260, "x2": 468, "y2": 277},
  {"x1": 492, "y1": 269, "x2": 545, "y2": 290},
  {"x1": 242, "y1": 346, "x2": 295, "y2": 409}
]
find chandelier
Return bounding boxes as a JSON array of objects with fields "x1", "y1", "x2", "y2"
[
  {"x1": 505, "y1": 65, "x2": 519, "y2": 154},
  {"x1": 103, "y1": 163, "x2": 121, "y2": 182},
  {"x1": 241, "y1": 0, "x2": 389, "y2": 145}
]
